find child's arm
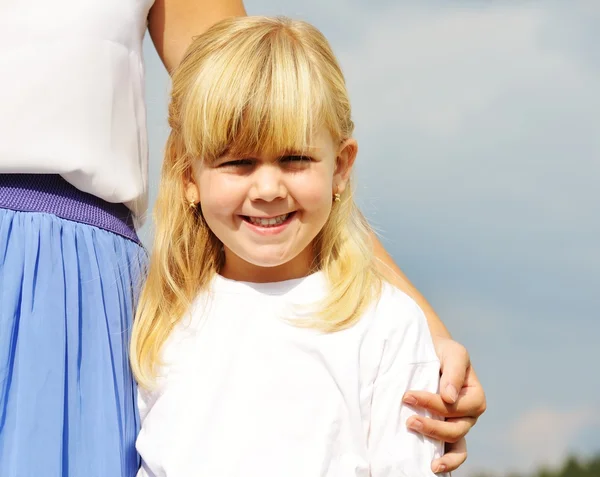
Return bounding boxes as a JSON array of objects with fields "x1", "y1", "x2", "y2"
[{"x1": 367, "y1": 292, "x2": 449, "y2": 477}]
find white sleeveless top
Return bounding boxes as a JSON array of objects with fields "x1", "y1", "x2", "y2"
[{"x1": 0, "y1": 0, "x2": 155, "y2": 217}]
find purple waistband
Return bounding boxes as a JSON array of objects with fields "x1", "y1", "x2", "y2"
[{"x1": 0, "y1": 174, "x2": 139, "y2": 243}]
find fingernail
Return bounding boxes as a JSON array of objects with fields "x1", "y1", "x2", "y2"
[
  {"x1": 408, "y1": 419, "x2": 423, "y2": 431},
  {"x1": 434, "y1": 464, "x2": 447, "y2": 473},
  {"x1": 403, "y1": 395, "x2": 418, "y2": 406},
  {"x1": 445, "y1": 384, "x2": 458, "y2": 403}
]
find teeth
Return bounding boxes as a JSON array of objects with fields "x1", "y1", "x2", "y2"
[{"x1": 248, "y1": 213, "x2": 290, "y2": 227}]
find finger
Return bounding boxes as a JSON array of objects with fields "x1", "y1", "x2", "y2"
[
  {"x1": 463, "y1": 367, "x2": 487, "y2": 416},
  {"x1": 438, "y1": 342, "x2": 469, "y2": 404},
  {"x1": 406, "y1": 416, "x2": 476, "y2": 444},
  {"x1": 403, "y1": 392, "x2": 454, "y2": 416},
  {"x1": 402, "y1": 390, "x2": 484, "y2": 418},
  {"x1": 431, "y1": 437, "x2": 467, "y2": 473}
]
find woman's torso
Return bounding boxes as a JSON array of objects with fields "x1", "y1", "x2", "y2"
[{"x1": 0, "y1": 0, "x2": 155, "y2": 217}]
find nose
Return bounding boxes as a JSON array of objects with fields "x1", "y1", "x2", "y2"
[{"x1": 248, "y1": 164, "x2": 287, "y2": 202}]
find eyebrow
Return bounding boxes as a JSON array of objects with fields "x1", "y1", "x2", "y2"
[
  {"x1": 219, "y1": 147, "x2": 312, "y2": 160},
  {"x1": 278, "y1": 149, "x2": 310, "y2": 157}
]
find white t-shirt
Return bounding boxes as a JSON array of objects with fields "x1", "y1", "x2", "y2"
[
  {"x1": 136, "y1": 273, "x2": 447, "y2": 477},
  {"x1": 0, "y1": 0, "x2": 154, "y2": 218}
]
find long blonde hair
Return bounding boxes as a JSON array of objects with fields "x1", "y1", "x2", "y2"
[{"x1": 131, "y1": 16, "x2": 382, "y2": 388}]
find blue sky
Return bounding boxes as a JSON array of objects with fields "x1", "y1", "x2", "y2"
[{"x1": 140, "y1": 2, "x2": 599, "y2": 475}]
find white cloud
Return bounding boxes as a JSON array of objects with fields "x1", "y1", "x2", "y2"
[
  {"x1": 341, "y1": 5, "x2": 552, "y2": 137},
  {"x1": 506, "y1": 406, "x2": 600, "y2": 472},
  {"x1": 334, "y1": 3, "x2": 599, "y2": 183}
]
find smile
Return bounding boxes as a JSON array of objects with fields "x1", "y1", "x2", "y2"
[{"x1": 243, "y1": 212, "x2": 294, "y2": 228}]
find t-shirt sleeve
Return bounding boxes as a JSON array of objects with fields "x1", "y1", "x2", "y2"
[{"x1": 367, "y1": 288, "x2": 448, "y2": 477}]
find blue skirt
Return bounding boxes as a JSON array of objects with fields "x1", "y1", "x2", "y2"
[{"x1": 0, "y1": 208, "x2": 146, "y2": 476}]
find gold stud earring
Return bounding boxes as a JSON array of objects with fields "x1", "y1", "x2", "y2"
[
  {"x1": 189, "y1": 200, "x2": 197, "y2": 209},
  {"x1": 333, "y1": 192, "x2": 341, "y2": 203}
]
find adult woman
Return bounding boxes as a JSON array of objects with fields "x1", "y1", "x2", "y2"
[{"x1": 0, "y1": 1, "x2": 484, "y2": 476}]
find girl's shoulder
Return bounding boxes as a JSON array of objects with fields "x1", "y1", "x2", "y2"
[
  {"x1": 369, "y1": 282, "x2": 427, "y2": 330},
  {"x1": 363, "y1": 282, "x2": 438, "y2": 365}
]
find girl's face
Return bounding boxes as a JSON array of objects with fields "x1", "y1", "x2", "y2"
[{"x1": 187, "y1": 127, "x2": 356, "y2": 283}]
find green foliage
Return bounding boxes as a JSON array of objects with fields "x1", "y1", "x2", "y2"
[{"x1": 470, "y1": 454, "x2": 600, "y2": 477}]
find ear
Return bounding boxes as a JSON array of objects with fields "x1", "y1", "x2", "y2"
[
  {"x1": 334, "y1": 138, "x2": 358, "y2": 194},
  {"x1": 184, "y1": 174, "x2": 200, "y2": 205}
]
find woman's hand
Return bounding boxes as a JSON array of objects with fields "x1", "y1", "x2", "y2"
[{"x1": 403, "y1": 337, "x2": 486, "y2": 473}]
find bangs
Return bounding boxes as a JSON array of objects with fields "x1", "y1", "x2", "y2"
[{"x1": 178, "y1": 21, "x2": 339, "y2": 162}]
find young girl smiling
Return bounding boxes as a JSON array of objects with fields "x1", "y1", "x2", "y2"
[{"x1": 132, "y1": 16, "x2": 448, "y2": 477}]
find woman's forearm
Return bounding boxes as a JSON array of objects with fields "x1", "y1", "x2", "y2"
[
  {"x1": 371, "y1": 232, "x2": 451, "y2": 339},
  {"x1": 148, "y1": 0, "x2": 247, "y2": 73}
]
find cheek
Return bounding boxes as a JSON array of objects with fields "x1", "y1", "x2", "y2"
[
  {"x1": 198, "y1": 173, "x2": 242, "y2": 214},
  {"x1": 293, "y1": 172, "x2": 333, "y2": 209}
]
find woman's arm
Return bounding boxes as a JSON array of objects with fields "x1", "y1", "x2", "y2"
[
  {"x1": 148, "y1": 0, "x2": 247, "y2": 73},
  {"x1": 372, "y1": 233, "x2": 450, "y2": 338}
]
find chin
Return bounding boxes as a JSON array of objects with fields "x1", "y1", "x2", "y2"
[{"x1": 244, "y1": 256, "x2": 291, "y2": 269}]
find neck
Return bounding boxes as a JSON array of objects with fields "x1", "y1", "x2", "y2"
[{"x1": 220, "y1": 246, "x2": 315, "y2": 283}]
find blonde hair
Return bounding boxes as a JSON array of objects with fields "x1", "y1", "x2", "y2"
[{"x1": 131, "y1": 16, "x2": 382, "y2": 388}]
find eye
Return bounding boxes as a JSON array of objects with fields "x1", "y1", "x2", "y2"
[
  {"x1": 219, "y1": 159, "x2": 254, "y2": 168},
  {"x1": 280, "y1": 155, "x2": 313, "y2": 165}
]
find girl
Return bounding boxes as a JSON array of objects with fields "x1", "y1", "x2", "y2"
[{"x1": 132, "y1": 16, "x2": 450, "y2": 476}]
